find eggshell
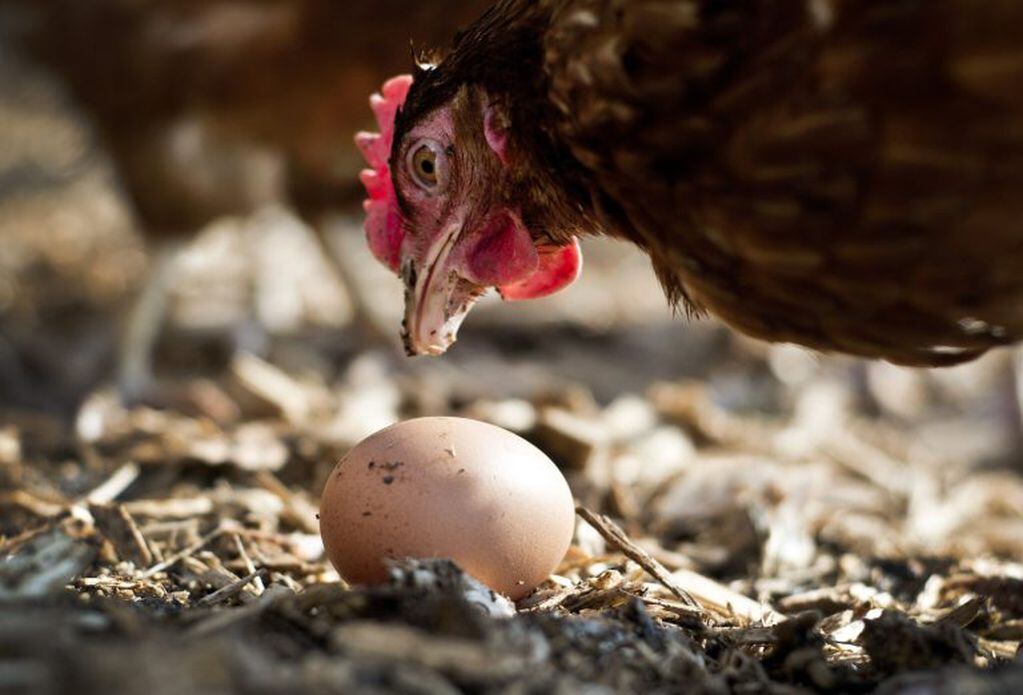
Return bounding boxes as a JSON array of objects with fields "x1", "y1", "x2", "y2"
[{"x1": 319, "y1": 416, "x2": 575, "y2": 600}]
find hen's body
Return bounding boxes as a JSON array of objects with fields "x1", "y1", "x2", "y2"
[
  {"x1": 400, "y1": 0, "x2": 1023, "y2": 365},
  {"x1": 16, "y1": 0, "x2": 489, "y2": 232}
]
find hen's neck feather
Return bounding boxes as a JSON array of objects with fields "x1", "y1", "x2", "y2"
[{"x1": 394, "y1": 1, "x2": 603, "y2": 242}]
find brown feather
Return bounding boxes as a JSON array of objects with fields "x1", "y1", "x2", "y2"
[{"x1": 540, "y1": 0, "x2": 1023, "y2": 364}]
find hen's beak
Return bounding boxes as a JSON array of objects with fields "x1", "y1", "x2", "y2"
[{"x1": 400, "y1": 221, "x2": 484, "y2": 356}]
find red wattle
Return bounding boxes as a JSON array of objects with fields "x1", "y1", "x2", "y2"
[
  {"x1": 465, "y1": 212, "x2": 539, "y2": 286},
  {"x1": 499, "y1": 239, "x2": 583, "y2": 301}
]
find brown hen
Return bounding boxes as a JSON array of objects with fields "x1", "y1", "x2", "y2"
[{"x1": 362, "y1": 0, "x2": 1023, "y2": 366}]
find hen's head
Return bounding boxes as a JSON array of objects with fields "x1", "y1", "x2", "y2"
[{"x1": 356, "y1": 73, "x2": 582, "y2": 356}]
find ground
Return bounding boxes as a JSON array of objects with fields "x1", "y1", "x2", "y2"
[{"x1": 3, "y1": 24, "x2": 1023, "y2": 695}]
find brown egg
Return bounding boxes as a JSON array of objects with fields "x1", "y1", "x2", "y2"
[{"x1": 319, "y1": 416, "x2": 575, "y2": 600}]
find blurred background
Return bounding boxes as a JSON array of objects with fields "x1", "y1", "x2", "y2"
[{"x1": 3, "y1": 0, "x2": 1023, "y2": 608}]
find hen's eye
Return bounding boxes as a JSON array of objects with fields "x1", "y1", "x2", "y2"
[
  {"x1": 412, "y1": 145, "x2": 438, "y2": 187},
  {"x1": 405, "y1": 140, "x2": 446, "y2": 191}
]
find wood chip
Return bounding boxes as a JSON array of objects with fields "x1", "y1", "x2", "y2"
[
  {"x1": 81, "y1": 462, "x2": 140, "y2": 505},
  {"x1": 667, "y1": 568, "x2": 784, "y2": 625},
  {"x1": 576, "y1": 506, "x2": 698, "y2": 607},
  {"x1": 89, "y1": 503, "x2": 153, "y2": 567},
  {"x1": 535, "y1": 409, "x2": 607, "y2": 470},
  {"x1": 195, "y1": 568, "x2": 268, "y2": 607},
  {"x1": 232, "y1": 533, "x2": 264, "y2": 595},
  {"x1": 252, "y1": 471, "x2": 319, "y2": 534},
  {"x1": 124, "y1": 498, "x2": 215, "y2": 519},
  {"x1": 141, "y1": 526, "x2": 225, "y2": 579},
  {"x1": 232, "y1": 353, "x2": 314, "y2": 423}
]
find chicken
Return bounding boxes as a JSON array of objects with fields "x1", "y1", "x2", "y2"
[
  {"x1": 7, "y1": 0, "x2": 489, "y2": 397},
  {"x1": 358, "y1": 0, "x2": 1023, "y2": 366}
]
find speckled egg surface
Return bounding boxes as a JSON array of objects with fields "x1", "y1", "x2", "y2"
[{"x1": 319, "y1": 416, "x2": 575, "y2": 600}]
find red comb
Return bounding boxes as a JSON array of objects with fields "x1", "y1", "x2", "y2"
[{"x1": 356, "y1": 75, "x2": 413, "y2": 273}]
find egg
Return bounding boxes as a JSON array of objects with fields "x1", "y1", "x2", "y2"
[{"x1": 319, "y1": 416, "x2": 575, "y2": 600}]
